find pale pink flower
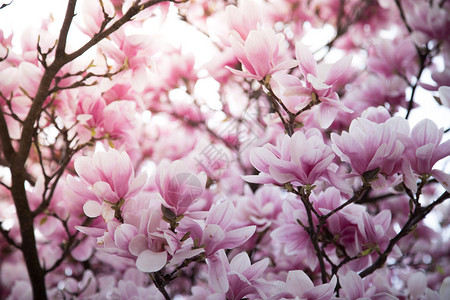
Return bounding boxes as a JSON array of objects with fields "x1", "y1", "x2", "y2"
[
  {"x1": 225, "y1": 0, "x2": 263, "y2": 44},
  {"x1": 234, "y1": 185, "x2": 287, "y2": 232},
  {"x1": 244, "y1": 128, "x2": 335, "y2": 187},
  {"x1": 336, "y1": 270, "x2": 399, "y2": 300},
  {"x1": 284, "y1": 42, "x2": 353, "y2": 128},
  {"x1": 331, "y1": 109, "x2": 410, "y2": 188},
  {"x1": 72, "y1": 149, "x2": 147, "y2": 222},
  {"x1": 403, "y1": 0, "x2": 450, "y2": 44},
  {"x1": 367, "y1": 38, "x2": 417, "y2": 79},
  {"x1": 200, "y1": 200, "x2": 256, "y2": 257},
  {"x1": 402, "y1": 119, "x2": 450, "y2": 193},
  {"x1": 226, "y1": 25, "x2": 298, "y2": 81},
  {"x1": 156, "y1": 160, "x2": 207, "y2": 215},
  {"x1": 279, "y1": 270, "x2": 337, "y2": 300},
  {"x1": 99, "y1": 29, "x2": 158, "y2": 91},
  {"x1": 206, "y1": 250, "x2": 269, "y2": 298}
]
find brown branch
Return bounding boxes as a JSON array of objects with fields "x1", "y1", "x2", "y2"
[
  {"x1": 0, "y1": 106, "x2": 16, "y2": 162},
  {"x1": 55, "y1": 0, "x2": 77, "y2": 58}
]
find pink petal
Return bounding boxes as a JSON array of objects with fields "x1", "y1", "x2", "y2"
[
  {"x1": 129, "y1": 234, "x2": 148, "y2": 256},
  {"x1": 114, "y1": 224, "x2": 138, "y2": 250},
  {"x1": 242, "y1": 258, "x2": 269, "y2": 281},
  {"x1": 230, "y1": 252, "x2": 251, "y2": 273},
  {"x1": 286, "y1": 270, "x2": 314, "y2": 296},
  {"x1": 304, "y1": 275, "x2": 337, "y2": 300},
  {"x1": 431, "y1": 169, "x2": 450, "y2": 192},
  {"x1": 136, "y1": 250, "x2": 167, "y2": 273},
  {"x1": 325, "y1": 54, "x2": 352, "y2": 85},
  {"x1": 219, "y1": 225, "x2": 256, "y2": 250},
  {"x1": 83, "y1": 200, "x2": 102, "y2": 218},
  {"x1": 340, "y1": 271, "x2": 364, "y2": 299},
  {"x1": 432, "y1": 139, "x2": 450, "y2": 165},
  {"x1": 75, "y1": 225, "x2": 105, "y2": 237},
  {"x1": 92, "y1": 181, "x2": 119, "y2": 203},
  {"x1": 307, "y1": 74, "x2": 330, "y2": 90},
  {"x1": 295, "y1": 42, "x2": 318, "y2": 77},
  {"x1": 74, "y1": 157, "x2": 98, "y2": 184},
  {"x1": 225, "y1": 66, "x2": 262, "y2": 80},
  {"x1": 206, "y1": 200, "x2": 234, "y2": 229},
  {"x1": 245, "y1": 30, "x2": 271, "y2": 78},
  {"x1": 411, "y1": 119, "x2": 441, "y2": 146},
  {"x1": 202, "y1": 224, "x2": 226, "y2": 255},
  {"x1": 407, "y1": 272, "x2": 427, "y2": 299},
  {"x1": 128, "y1": 172, "x2": 148, "y2": 197},
  {"x1": 206, "y1": 250, "x2": 229, "y2": 293},
  {"x1": 317, "y1": 103, "x2": 338, "y2": 129},
  {"x1": 229, "y1": 32, "x2": 256, "y2": 76},
  {"x1": 112, "y1": 152, "x2": 133, "y2": 198},
  {"x1": 439, "y1": 86, "x2": 450, "y2": 106}
]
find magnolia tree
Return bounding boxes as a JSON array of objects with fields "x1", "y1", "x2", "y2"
[{"x1": 0, "y1": 0, "x2": 450, "y2": 299}]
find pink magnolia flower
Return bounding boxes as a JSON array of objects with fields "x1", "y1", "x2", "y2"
[
  {"x1": 234, "y1": 185, "x2": 287, "y2": 232},
  {"x1": 331, "y1": 108, "x2": 410, "y2": 188},
  {"x1": 270, "y1": 270, "x2": 337, "y2": 300},
  {"x1": 224, "y1": 0, "x2": 263, "y2": 45},
  {"x1": 206, "y1": 250, "x2": 269, "y2": 298},
  {"x1": 71, "y1": 149, "x2": 147, "y2": 222},
  {"x1": 367, "y1": 37, "x2": 417, "y2": 79},
  {"x1": 226, "y1": 25, "x2": 298, "y2": 81},
  {"x1": 155, "y1": 160, "x2": 207, "y2": 216},
  {"x1": 198, "y1": 200, "x2": 256, "y2": 257},
  {"x1": 403, "y1": 0, "x2": 450, "y2": 44},
  {"x1": 402, "y1": 119, "x2": 450, "y2": 193},
  {"x1": 337, "y1": 270, "x2": 399, "y2": 300},
  {"x1": 283, "y1": 42, "x2": 353, "y2": 128},
  {"x1": 244, "y1": 128, "x2": 335, "y2": 187},
  {"x1": 99, "y1": 29, "x2": 158, "y2": 91},
  {"x1": 73, "y1": 94, "x2": 139, "y2": 147}
]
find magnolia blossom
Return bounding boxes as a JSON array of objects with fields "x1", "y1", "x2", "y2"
[
  {"x1": 331, "y1": 108, "x2": 410, "y2": 188},
  {"x1": 224, "y1": 0, "x2": 262, "y2": 44},
  {"x1": 71, "y1": 149, "x2": 147, "y2": 222},
  {"x1": 402, "y1": 119, "x2": 450, "y2": 193},
  {"x1": 244, "y1": 128, "x2": 335, "y2": 187},
  {"x1": 155, "y1": 160, "x2": 207, "y2": 215},
  {"x1": 206, "y1": 250, "x2": 269, "y2": 297},
  {"x1": 272, "y1": 270, "x2": 337, "y2": 299},
  {"x1": 226, "y1": 25, "x2": 297, "y2": 81},
  {"x1": 283, "y1": 42, "x2": 353, "y2": 128}
]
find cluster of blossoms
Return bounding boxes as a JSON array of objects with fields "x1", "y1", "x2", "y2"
[{"x1": 0, "y1": 0, "x2": 450, "y2": 299}]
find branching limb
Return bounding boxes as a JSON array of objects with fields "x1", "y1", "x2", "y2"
[
  {"x1": 0, "y1": 106, "x2": 16, "y2": 162},
  {"x1": 0, "y1": 0, "x2": 13, "y2": 10}
]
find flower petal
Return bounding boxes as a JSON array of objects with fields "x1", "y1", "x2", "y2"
[{"x1": 136, "y1": 250, "x2": 167, "y2": 273}]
